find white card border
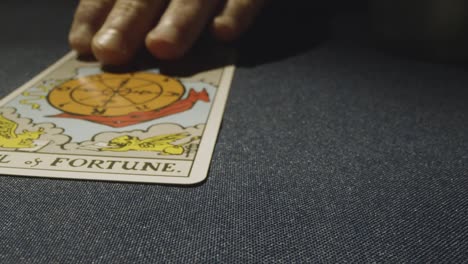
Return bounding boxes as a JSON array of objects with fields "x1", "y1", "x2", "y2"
[{"x1": 0, "y1": 51, "x2": 235, "y2": 185}]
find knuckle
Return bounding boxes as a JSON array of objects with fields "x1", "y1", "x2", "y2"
[
  {"x1": 176, "y1": 0, "x2": 218, "y2": 8},
  {"x1": 114, "y1": 0, "x2": 151, "y2": 14},
  {"x1": 235, "y1": 0, "x2": 256, "y2": 10},
  {"x1": 75, "y1": 0, "x2": 113, "y2": 21},
  {"x1": 199, "y1": 0, "x2": 219, "y2": 4},
  {"x1": 78, "y1": 0, "x2": 113, "y2": 13}
]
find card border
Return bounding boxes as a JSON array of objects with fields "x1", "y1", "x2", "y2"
[{"x1": 0, "y1": 51, "x2": 235, "y2": 185}]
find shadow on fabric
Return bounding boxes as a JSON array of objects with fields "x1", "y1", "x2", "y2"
[
  {"x1": 236, "y1": 2, "x2": 332, "y2": 67},
  {"x1": 94, "y1": 2, "x2": 333, "y2": 75}
]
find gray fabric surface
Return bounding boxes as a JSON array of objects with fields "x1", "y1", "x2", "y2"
[{"x1": 1, "y1": 1, "x2": 467, "y2": 263}]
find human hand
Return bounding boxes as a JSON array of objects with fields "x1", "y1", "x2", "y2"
[{"x1": 69, "y1": 0, "x2": 267, "y2": 65}]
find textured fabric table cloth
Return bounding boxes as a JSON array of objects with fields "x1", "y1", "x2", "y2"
[{"x1": 1, "y1": 1, "x2": 467, "y2": 263}]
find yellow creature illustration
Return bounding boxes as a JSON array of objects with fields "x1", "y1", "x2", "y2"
[
  {"x1": 0, "y1": 115, "x2": 44, "y2": 148},
  {"x1": 101, "y1": 133, "x2": 199, "y2": 155}
]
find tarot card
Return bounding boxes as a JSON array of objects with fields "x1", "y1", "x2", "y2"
[{"x1": 0, "y1": 51, "x2": 235, "y2": 184}]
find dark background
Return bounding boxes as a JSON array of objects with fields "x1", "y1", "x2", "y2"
[{"x1": 1, "y1": 1, "x2": 467, "y2": 263}]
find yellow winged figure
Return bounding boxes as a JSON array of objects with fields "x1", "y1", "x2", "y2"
[
  {"x1": 102, "y1": 133, "x2": 200, "y2": 155},
  {"x1": 0, "y1": 115, "x2": 44, "y2": 148}
]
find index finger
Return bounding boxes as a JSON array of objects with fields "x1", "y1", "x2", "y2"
[{"x1": 69, "y1": 0, "x2": 115, "y2": 54}]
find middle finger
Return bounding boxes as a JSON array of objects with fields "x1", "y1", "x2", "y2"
[
  {"x1": 92, "y1": 0, "x2": 169, "y2": 65},
  {"x1": 146, "y1": 0, "x2": 220, "y2": 60}
]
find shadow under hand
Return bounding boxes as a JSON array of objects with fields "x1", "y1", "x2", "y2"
[
  {"x1": 237, "y1": 1, "x2": 332, "y2": 67},
  {"x1": 100, "y1": 36, "x2": 234, "y2": 77},
  {"x1": 97, "y1": 2, "x2": 333, "y2": 74}
]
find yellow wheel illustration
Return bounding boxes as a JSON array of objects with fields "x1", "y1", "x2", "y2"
[{"x1": 48, "y1": 72, "x2": 185, "y2": 116}]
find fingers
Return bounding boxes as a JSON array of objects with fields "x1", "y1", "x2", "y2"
[
  {"x1": 212, "y1": 0, "x2": 267, "y2": 42},
  {"x1": 92, "y1": 0, "x2": 168, "y2": 65},
  {"x1": 145, "y1": 0, "x2": 220, "y2": 60},
  {"x1": 69, "y1": 0, "x2": 115, "y2": 54},
  {"x1": 69, "y1": 0, "x2": 266, "y2": 64}
]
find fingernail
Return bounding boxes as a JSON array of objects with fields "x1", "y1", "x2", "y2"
[
  {"x1": 148, "y1": 23, "x2": 179, "y2": 44},
  {"x1": 69, "y1": 25, "x2": 94, "y2": 54},
  {"x1": 214, "y1": 16, "x2": 235, "y2": 28},
  {"x1": 94, "y1": 29, "x2": 127, "y2": 54},
  {"x1": 146, "y1": 23, "x2": 185, "y2": 59},
  {"x1": 213, "y1": 17, "x2": 237, "y2": 41},
  {"x1": 72, "y1": 24, "x2": 93, "y2": 39}
]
